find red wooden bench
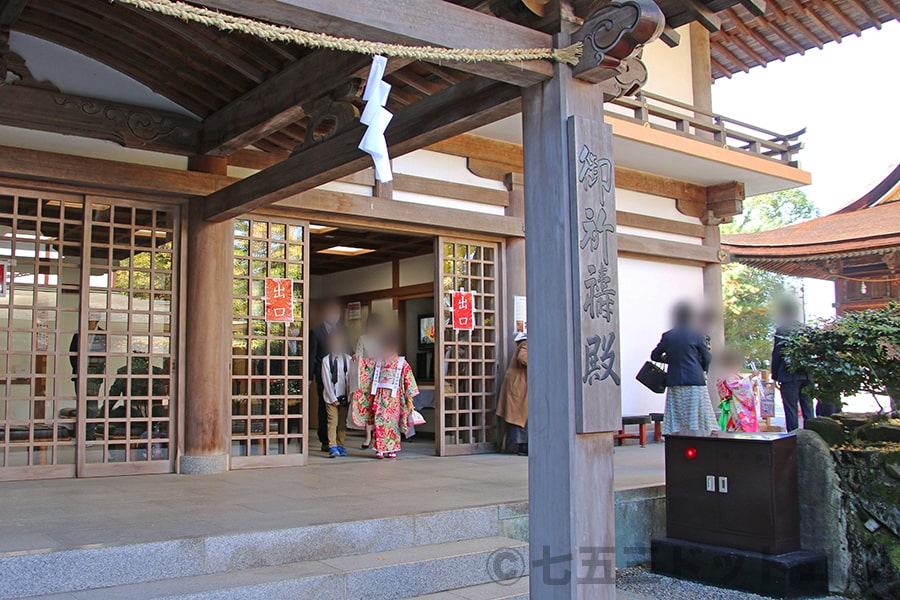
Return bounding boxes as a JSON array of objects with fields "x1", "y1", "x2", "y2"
[{"x1": 614, "y1": 415, "x2": 651, "y2": 447}]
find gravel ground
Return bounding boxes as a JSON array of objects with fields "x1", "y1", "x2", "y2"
[{"x1": 616, "y1": 567, "x2": 846, "y2": 600}]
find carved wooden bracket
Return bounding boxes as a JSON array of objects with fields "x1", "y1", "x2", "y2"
[
  {"x1": 296, "y1": 79, "x2": 362, "y2": 152},
  {"x1": 597, "y1": 52, "x2": 648, "y2": 101},
  {"x1": 571, "y1": 0, "x2": 665, "y2": 84},
  {"x1": 883, "y1": 249, "x2": 900, "y2": 273}
]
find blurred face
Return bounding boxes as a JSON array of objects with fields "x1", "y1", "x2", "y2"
[
  {"x1": 323, "y1": 303, "x2": 341, "y2": 325},
  {"x1": 328, "y1": 332, "x2": 346, "y2": 355}
]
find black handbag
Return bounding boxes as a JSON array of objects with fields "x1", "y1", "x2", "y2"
[{"x1": 636, "y1": 361, "x2": 667, "y2": 394}]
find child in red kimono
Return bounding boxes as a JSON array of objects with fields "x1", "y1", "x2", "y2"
[
  {"x1": 716, "y1": 349, "x2": 759, "y2": 433},
  {"x1": 352, "y1": 334, "x2": 418, "y2": 459}
]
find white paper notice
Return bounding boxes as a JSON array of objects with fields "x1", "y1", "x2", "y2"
[{"x1": 359, "y1": 55, "x2": 394, "y2": 183}]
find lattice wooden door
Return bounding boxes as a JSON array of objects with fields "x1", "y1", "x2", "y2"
[
  {"x1": 435, "y1": 238, "x2": 503, "y2": 456},
  {"x1": 230, "y1": 218, "x2": 308, "y2": 468},
  {"x1": 79, "y1": 198, "x2": 179, "y2": 476}
]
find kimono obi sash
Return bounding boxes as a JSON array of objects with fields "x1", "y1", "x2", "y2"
[{"x1": 371, "y1": 357, "x2": 406, "y2": 398}]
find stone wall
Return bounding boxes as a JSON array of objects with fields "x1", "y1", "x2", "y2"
[{"x1": 797, "y1": 428, "x2": 900, "y2": 599}]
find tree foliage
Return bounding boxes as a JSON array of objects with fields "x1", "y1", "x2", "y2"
[
  {"x1": 721, "y1": 189, "x2": 820, "y2": 367},
  {"x1": 781, "y1": 304, "x2": 900, "y2": 411}
]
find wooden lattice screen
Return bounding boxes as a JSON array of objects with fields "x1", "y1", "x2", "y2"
[{"x1": 231, "y1": 218, "x2": 308, "y2": 468}]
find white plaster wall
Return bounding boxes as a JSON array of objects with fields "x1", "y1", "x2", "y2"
[
  {"x1": 618, "y1": 225, "x2": 702, "y2": 245},
  {"x1": 0, "y1": 124, "x2": 188, "y2": 171},
  {"x1": 399, "y1": 254, "x2": 435, "y2": 287},
  {"x1": 393, "y1": 190, "x2": 505, "y2": 216},
  {"x1": 8, "y1": 32, "x2": 195, "y2": 116},
  {"x1": 618, "y1": 256, "x2": 705, "y2": 416},
  {"x1": 641, "y1": 25, "x2": 695, "y2": 105},
  {"x1": 310, "y1": 262, "x2": 392, "y2": 299},
  {"x1": 393, "y1": 150, "x2": 506, "y2": 190},
  {"x1": 616, "y1": 188, "x2": 700, "y2": 223}
]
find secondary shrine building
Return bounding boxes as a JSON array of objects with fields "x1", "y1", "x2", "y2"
[{"x1": 8, "y1": 0, "x2": 886, "y2": 481}]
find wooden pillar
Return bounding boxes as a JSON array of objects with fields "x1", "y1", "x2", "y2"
[
  {"x1": 181, "y1": 155, "x2": 232, "y2": 474},
  {"x1": 689, "y1": 22, "x2": 715, "y2": 140},
  {"x1": 523, "y1": 56, "x2": 621, "y2": 600},
  {"x1": 703, "y1": 220, "x2": 725, "y2": 398},
  {"x1": 689, "y1": 22, "x2": 713, "y2": 114},
  {"x1": 504, "y1": 172, "x2": 526, "y2": 359},
  {"x1": 520, "y1": 2, "x2": 664, "y2": 593}
]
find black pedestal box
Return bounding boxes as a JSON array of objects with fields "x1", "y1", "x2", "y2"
[
  {"x1": 652, "y1": 431, "x2": 829, "y2": 598},
  {"x1": 663, "y1": 431, "x2": 800, "y2": 554}
]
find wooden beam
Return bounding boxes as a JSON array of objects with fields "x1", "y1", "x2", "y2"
[
  {"x1": 0, "y1": 0, "x2": 28, "y2": 26},
  {"x1": 199, "y1": 50, "x2": 373, "y2": 156},
  {"x1": 271, "y1": 188, "x2": 524, "y2": 238},
  {"x1": 706, "y1": 180, "x2": 745, "y2": 218},
  {"x1": 393, "y1": 173, "x2": 509, "y2": 207},
  {"x1": 428, "y1": 134, "x2": 525, "y2": 168},
  {"x1": 427, "y1": 133, "x2": 711, "y2": 216},
  {"x1": 204, "y1": 77, "x2": 521, "y2": 221},
  {"x1": 678, "y1": 0, "x2": 722, "y2": 32},
  {"x1": 617, "y1": 210, "x2": 706, "y2": 237},
  {"x1": 618, "y1": 233, "x2": 721, "y2": 264},
  {"x1": 228, "y1": 148, "x2": 289, "y2": 171},
  {"x1": 660, "y1": 26, "x2": 682, "y2": 48},
  {"x1": 194, "y1": 0, "x2": 553, "y2": 87},
  {"x1": 615, "y1": 167, "x2": 709, "y2": 216},
  {"x1": 0, "y1": 144, "x2": 233, "y2": 197},
  {"x1": 740, "y1": 0, "x2": 767, "y2": 17},
  {"x1": 0, "y1": 84, "x2": 200, "y2": 155}
]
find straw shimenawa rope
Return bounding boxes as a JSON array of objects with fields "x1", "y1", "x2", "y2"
[{"x1": 112, "y1": 0, "x2": 583, "y2": 65}]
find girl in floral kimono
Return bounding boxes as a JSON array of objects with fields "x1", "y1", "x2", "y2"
[
  {"x1": 352, "y1": 334, "x2": 418, "y2": 459},
  {"x1": 716, "y1": 349, "x2": 759, "y2": 433}
]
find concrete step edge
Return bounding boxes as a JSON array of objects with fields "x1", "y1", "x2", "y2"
[
  {"x1": 24, "y1": 537, "x2": 529, "y2": 600},
  {"x1": 404, "y1": 575, "x2": 530, "y2": 599}
]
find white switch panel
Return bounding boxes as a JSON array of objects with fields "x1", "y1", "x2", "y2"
[
  {"x1": 718, "y1": 476, "x2": 728, "y2": 494},
  {"x1": 706, "y1": 475, "x2": 716, "y2": 492}
]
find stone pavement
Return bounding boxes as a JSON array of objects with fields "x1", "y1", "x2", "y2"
[{"x1": 0, "y1": 441, "x2": 665, "y2": 555}]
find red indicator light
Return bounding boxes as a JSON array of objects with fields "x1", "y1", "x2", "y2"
[{"x1": 684, "y1": 446, "x2": 698, "y2": 460}]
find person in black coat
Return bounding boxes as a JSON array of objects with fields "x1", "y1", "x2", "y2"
[
  {"x1": 771, "y1": 298, "x2": 815, "y2": 431},
  {"x1": 651, "y1": 302, "x2": 717, "y2": 434},
  {"x1": 310, "y1": 299, "x2": 346, "y2": 452}
]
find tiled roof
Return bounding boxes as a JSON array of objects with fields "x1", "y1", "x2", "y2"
[{"x1": 723, "y1": 201, "x2": 900, "y2": 257}]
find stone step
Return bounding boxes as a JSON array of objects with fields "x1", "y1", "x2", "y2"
[
  {"x1": 27, "y1": 537, "x2": 528, "y2": 600},
  {"x1": 0, "y1": 503, "x2": 528, "y2": 599}
]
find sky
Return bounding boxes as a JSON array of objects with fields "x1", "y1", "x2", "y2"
[{"x1": 711, "y1": 20, "x2": 900, "y2": 320}]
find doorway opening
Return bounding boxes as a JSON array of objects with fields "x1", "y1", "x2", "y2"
[
  {"x1": 308, "y1": 226, "x2": 504, "y2": 459},
  {"x1": 309, "y1": 226, "x2": 438, "y2": 459}
]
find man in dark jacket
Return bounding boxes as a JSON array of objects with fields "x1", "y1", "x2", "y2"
[
  {"x1": 771, "y1": 298, "x2": 813, "y2": 431},
  {"x1": 310, "y1": 299, "x2": 345, "y2": 452}
]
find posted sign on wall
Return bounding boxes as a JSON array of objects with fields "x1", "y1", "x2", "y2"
[
  {"x1": 264, "y1": 277, "x2": 293, "y2": 322},
  {"x1": 0, "y1": 261, "x2": 7, "y2": 299},
  {"x1": 451, "y1": 290, "x2": 475, "y2": 331}
]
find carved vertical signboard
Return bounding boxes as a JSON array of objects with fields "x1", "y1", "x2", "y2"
[{"x1": 569, "y1": 116, "x2": 622, "y2": 434}]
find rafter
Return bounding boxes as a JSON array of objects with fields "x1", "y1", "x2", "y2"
[
  {"x1": 0, "y1": 0, "x2": 29, "y2": 26},
  {"x1": 725, "y1": 8, "x2": 787, "y2": 60},
  {"x1": 193, "y1": 0, "x2": 553, "y2": 87},
  {"x1": 203, "y1": 76, "x2": 521, "y2": 221},
  {"x1": 678, "y1": 0, "x2": 723, "y2": 31},
  {"x1": 199, "y1": 50, "x2": 373, "y2": 156},
  {"x1": 798, "y1": 3, "x2": 843, "y2": 43}
]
